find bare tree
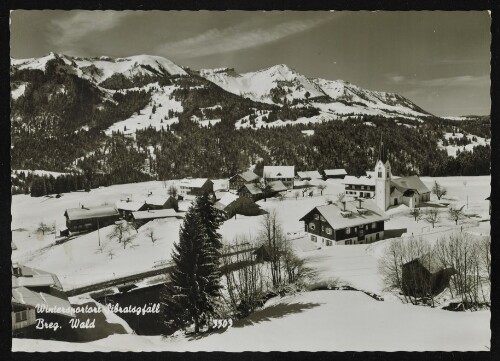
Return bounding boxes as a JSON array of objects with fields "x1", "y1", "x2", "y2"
[
  {"x1": 108, "y1": 221, "x2": 131, "y2": 244},
  {"x1": 317, "y1": 183, "x2": 327, "y2": 196},
  {"x1": 108, "y1": 250, "x2": 115, "y2": 260},
  {"x1": 37, "y1": 221, "x2": 54, "y2": 236},
  {"x1": 258, "y1": 180, "x2": 273, "y2": 202},
  {"x1": 432, "y1": 181, "x2": 447, "y2": 200},
  {"x1": 167, "y1": 185, "x2": 178, "y2": 198},
  {"x1": 336, "y1": 192, "x2": 345, "y2": 203},
  {"x1": 448, "y1": 205, "x2": 465, "y2": 225},
  {"x1": 146, "y1": 228, "x2": 158, "y2": 244},
  {"x1": 260, "y1": 210, "x2": 285, "y2": 287},
  {"x1": 410, "y1": 208, "x2": 422, "y2": 222},
  {"x1": 221, "y1": 237, "x2": 267, "y2": 318},
  {"x1": 425, "y1": 208, "x2": 440, "y2": 228}
]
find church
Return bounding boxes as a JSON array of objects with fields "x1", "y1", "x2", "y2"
[{"x1": 374, "y1": 144, "x2": 431, "y2": 211}]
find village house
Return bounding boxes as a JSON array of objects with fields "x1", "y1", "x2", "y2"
[
  {"x1": 131, "y1": 209, "x2": 183, "y2": 228},
  {"x1": 263, "y1": 166, "x2": 295, "y2": 189},
  {"x1": 12, "y1": 263, "x2": 74, "y2": 338},
  {"x1": 116, "y1": 200, "x2": 149, "y2": 220},
  {"x1": 228, "y1": 170, "x2": 260, "y2": 190},
  {"x1": 402, "y1": 254, "x2": 457, "y2": 298},
  {"x1": 297, "y1": 171, "x2": 323, "y2": 181},
  {"x1": 64, "y1": 205, "x2": 120, "y2": 233},
  {"x1": 299, "y1": 198, "x2": 389, "y2": 246},
  {"x1": 238, "y1": 180, "x2": 288, "y2": 202},
  {"x1": 324, "y1": 168, "x2": 347, "y2": 179},
  {"x1": 178, "y1": 178, "x2": 214, "y2": 196},
  {"x1": 343, "y1": 174, "x2": 376, "y2": 198},
  {"x1": 145, "y1": 194, "x2": 178, "y2": 211}
]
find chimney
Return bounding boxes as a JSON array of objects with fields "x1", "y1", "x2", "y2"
[{"x1": 342, "y1": 201, "x2": 346, "y2": 211}]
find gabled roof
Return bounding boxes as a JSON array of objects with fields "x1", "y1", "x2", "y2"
[
  {"x1": 132, "y1": 209, "x2": 180, "y2": 220},
  {"x1": 236, "y1": 171, "x2": 260, "y2": 182},
  {"x1": 263, "y1": 166, "x2": 295, "y2": 179},
  {"x1": 145, "y1": 195, "x2": 172, "y2": 207},
  {"x1": 240, "y1": 180, "x2": 287, "y2": 195},
  {"x1": 12, "y1": 265, "x2": 64, "y2": 289},
  {"x1": 116, "y1": 200, "x2": 147, "y2": 212},
  {"x1": 64, "y1": 205, "x2": 119, "y2": 221},
  {"x1": 391, "y1": 175, "x2": 430, "y2": 195},
  {"x1": 12, "y1": 286, "x2": 74, "y2": 317},
  {"x1": 405, "y1": 254, "x2": 448, "y2": 274},
  {"x1": 390, "y1": 187, "x2": 404, "y2": 198},
  {"x1": 179, "y1": 178, "x2": 211, "y2": 188},
  {"x1": 297, "y1": 171, "x2": 322, "y2": 179},
  {"x1": 342, "y1": 175, "x2": 375, "y2": 186},
  {"x1": 299, "y1": 199, "x2": 389, "y2": 229},
  {"x1": 324, "y1": 169, "x2": 347, "y2": 176},
  {"x1": 217, "y1": 192, "x2": 239, "y2": 207}
]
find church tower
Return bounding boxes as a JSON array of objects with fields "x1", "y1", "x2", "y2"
[{"x1": 375, "y1": 140, "x2": 391, "y2": 211}]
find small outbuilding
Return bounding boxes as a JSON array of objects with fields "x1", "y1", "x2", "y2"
[{"x1": 64, "y1": 205, "x2": 120, "y2": 233}]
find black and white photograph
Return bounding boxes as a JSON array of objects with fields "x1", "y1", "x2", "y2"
[{"x1": 9, "y1": 9, "x2": 491, "y2": 352}]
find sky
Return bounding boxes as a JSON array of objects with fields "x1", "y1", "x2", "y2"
[{"x1": 10, "y1": 11, "x2": 491, "y2": 116}]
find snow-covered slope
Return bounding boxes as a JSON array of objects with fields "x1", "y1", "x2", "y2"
[
  {"x1": 199, "y1": 64, "x2": 432, "y2": 119},
  {"x1": 11, "y1": 52, "x2": 187, "y2": 85}
]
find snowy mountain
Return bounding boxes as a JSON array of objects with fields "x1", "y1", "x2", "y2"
[
  {"x1": 11, "y1": 52, "x2": 186, "y2": 87},
  {"x1": 199, "y1": 64, "x2": 432, "y2": 118}
]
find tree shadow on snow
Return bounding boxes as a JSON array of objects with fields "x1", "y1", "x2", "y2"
[{"x1": 233, "y1": 302, "x2": 322, "y2": 328}]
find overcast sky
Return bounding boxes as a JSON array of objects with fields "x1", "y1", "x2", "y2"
[{"x1": 10, "y1": 11, "x2": 490, "y2": 116}]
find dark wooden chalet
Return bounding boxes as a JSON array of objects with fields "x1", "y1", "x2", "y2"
[
  {"x1": 116, "y1": 200, "x2": 148, "y2": 220},
  {"x1": 402, "y1": 255, "x2": 457, "y2": 298},
  {"x1": 64, "y1": 205, "x2": 120, "y2": 232},
  {"x1": 229, "y1": 171, "x2": 260, "y2": 190},
  {"x1": 238, "y1": 180, "x2": 287, "y2": 202},
  {"x1": 299, "y1": 199, "x2": 388, "y2": 246}
]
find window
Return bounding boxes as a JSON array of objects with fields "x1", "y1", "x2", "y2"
[
  {"x1": 326, "y1": 227, "x2": 332, "y2": 235},
  {"x1": 311, "y1": 235, "x2": 317, "y2": 242},
  {"x1": 321, "y1": 225, "x2": 325, "y2": 232},
  {"x1": 346, "y1": 240, "x2": 352, "y2": 245},
  {"x1": 378, "y1": 171, "x2": 382, "y2": 178},
  {"x1": 372, "y1": 222, "x2": 377, "y2": 229},
  {"x1": 326, "y1": 240, "x2": 332, "y2": 246},
  {"x1": 309, "y1": 223, "x2": 315, "y2": 230},
  {"x1": 314, "y1": 214, "x2": 319, "y2": 220},
  {"x1": 387, "y1": 172, "x2": 390, "y2": 178},
  {"x1": 361, "y1": 186, "x2": 365, "y2": 190},
  {"x1": 359, "y1": 230, "x2": 364, "y2": 237},
  {"x1": 365, "y1": 225, "x2": 369, "y2": 230},
  {"x1": 16, "y1": 310, "x2": 28, "y2": 322},
  {"x1": 376, "y1": 233, "x2": 380, "y2": 240},
  {"x1": 320, "y1": 216, "x2": 326, "y2": 222},
  {"x1": 346, "y1": 227, "x2": 351, "y2": 235}
]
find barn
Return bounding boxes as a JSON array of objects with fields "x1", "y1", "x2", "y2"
[
  {"x1": 64, "y1": 205, "x2": 120, "y2": 233},
  {"x1": 402, "y1": 254, "x2": 457, "y2": 298},
  {"x1": 131, "y1": 209, "x2": 182, "y2": 228},
  {"x1": 238, "y1": 180, "x2": 287, "y2": 202},
  {"x1": 324, "y1": 169, "x2": 347, "y2": 179}
]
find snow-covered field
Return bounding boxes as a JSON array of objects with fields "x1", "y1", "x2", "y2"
[
  {"x1": 13, "y1": 290, "x2": 490, "y2": 351},
  {"x1": 11, "y1": 175, "x2": 490, "y2": 350}
]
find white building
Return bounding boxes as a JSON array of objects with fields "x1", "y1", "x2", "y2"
[{"x1": 263, "y1": 166, "x2": 295, "y2": 189}]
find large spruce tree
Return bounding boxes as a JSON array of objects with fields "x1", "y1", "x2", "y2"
[{"x1": 163, "y1": 194, "x2": 222, "y2": 334}]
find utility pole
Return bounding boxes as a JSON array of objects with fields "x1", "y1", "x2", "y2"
[{"x1": 97, "y1": 217, "x2": 101, "y2": 247}]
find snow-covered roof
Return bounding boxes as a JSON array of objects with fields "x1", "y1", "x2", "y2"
[
  {"x1": 179, "y1": 178, "x2": 211, "y2": 188},
  {"x1": 15, "y1": 275, "x2": 56, "y2": 288},
  {"x1": 263, "y1": 166, "x2": 295, "y2": 179},
  {"x1": 132, "y1": 209, "x2": 180, "y2": 220},
  {"x1": 64, "y1": 205, "x2": 119, "y2": 221},
  {"x1": 234, "y1": 171, "x2": 260, "y2": 182},
  {"x1": 241, "y1": 180, "x2": 287, "y2": 195},
  {"x1": 342, "y1": 175, "x2": 375, "y2": 186},
  {"x1": 391, "y1": 176, "x2": 430, "y2": 195},
  {"x1": 12, "y1": 286, "x2": 74, "y2": 317},
  {"x1": 324, "y1": 169, "x2": 347, "y2": 176},
  {"x1": 145, "y1": 195, "x2": 171, "y2": 207},
  {"x1": 297, "y1": 171, "x2": 322, "y2": 179},
  {"x1": 299, "y1": 199, "x2": 389, "y2": 229},
  {"x1": 116, "y1": 200, "x2": 147, "y2": 212},
  {"x1": 217, "y1": 192, "x2": 239, "y2": 207}
]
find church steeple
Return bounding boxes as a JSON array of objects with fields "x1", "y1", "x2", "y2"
[{"x1": 378, "y1": 135, "x2": 387, "y2": 163}]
